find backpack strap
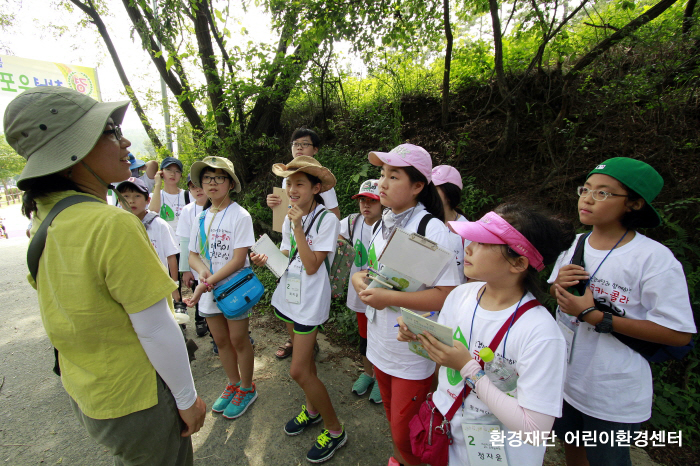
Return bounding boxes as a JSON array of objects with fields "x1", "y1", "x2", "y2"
[
  {"x1": 142, "y1": 211, "x2": 159, "y2": 230},
  {"x1": 314, "y1": 209, "x2": 332, "y2": 274},
  {"x1": 570, "y1": 232, "x2": 591, "y2": 267},
  {"x1": 27, "y1": 195, "x2": 102, "y2": 282},
  {"x1": 348, "y1": 213, "x2": 360, "y2": 243},
  {"x1": 444, "y1": 298, "x2": 540, "y2": 421},
  {"x1": 184, "y1": 190, "x2": 190, "y2": 204},
  {"x1": 416, "y1": 213, "x2": 434, "y2": 237}
]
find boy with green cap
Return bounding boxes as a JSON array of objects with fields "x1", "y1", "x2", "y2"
[{"x1": 549, "y1": 157, "x2": 696, "y2": 466}]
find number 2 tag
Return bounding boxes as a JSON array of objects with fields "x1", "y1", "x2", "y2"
[
  {"x1": 461, "y1": 423, "x2": 509, "y2": 466},
  {"x1": 286, "y1": 272, "x2": 301, "y2": 304}
]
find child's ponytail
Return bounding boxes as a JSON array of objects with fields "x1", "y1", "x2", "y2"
[
  {"x1": 404, "y1": 166, "x2": 445, "y2": 222},
  {"x1": 494, "y1": 203, "x2": 576, "y2": 300}
]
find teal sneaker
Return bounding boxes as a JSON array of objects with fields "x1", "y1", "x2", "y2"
[
  {"x1": 306, "y1": 428, "x2": 347, "y2": 463},
  {"x1": 351, "y1": 373, "x2": 374, "y2": 396},
  {"x1": 212, "y1": 382, "x2": 239, "y2": 413},
  {"x1": 223, "y1": 383, "x2": 258, "y2": 419},
  {"x1": 368, "y1": 378, "x2": 383, "y2": 404},
  {"x1": 284, "y1": 405, "x2": 322, "y2": 436}
]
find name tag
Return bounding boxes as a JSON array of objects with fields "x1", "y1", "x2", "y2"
[
  {"x1": 286, "y1": 272, "x2": 301, "y2": 304},
  {"x1": 556, "y1": 308, "x2": 577, "y2": 364},
  {"x1": 462, "y1": 422, "x2": 509, "y2": 466}
]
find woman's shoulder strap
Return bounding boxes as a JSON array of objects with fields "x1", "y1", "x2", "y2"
[{"x1": 417, "y1": 213, "x2": 435, "y2": 237}]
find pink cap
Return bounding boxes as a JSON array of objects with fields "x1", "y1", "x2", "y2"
[
  {"x1": 432, "y1": 165, "x2": 463, "y2": 189},
  {"x1": 448, "y1": 212, "x2": 544, "y2": 272},
  {"x1": 368, "y1": 144, "x2": 432, "y2": 183}
]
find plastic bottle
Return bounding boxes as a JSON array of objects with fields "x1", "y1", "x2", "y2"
[{"x1": 479, "y1": 348, "x2": 518, "y2": 394}]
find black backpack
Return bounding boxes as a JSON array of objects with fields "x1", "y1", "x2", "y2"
[{"x1": 570, "y1": 233, "x2": 694, "y2": 363}]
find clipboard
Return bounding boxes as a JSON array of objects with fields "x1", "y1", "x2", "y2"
[
  {"x1": 378, "y1": 227, "x2": 453, "y2": 286},
  {"x1": 252, "y1": 234, "x2": 288, "y2": 278},
  {"x1": 272, "y1": 187, "x2": 289, "y2": 232}
]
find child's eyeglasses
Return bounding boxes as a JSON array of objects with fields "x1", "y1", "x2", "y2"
[
  {"x1": 103, "y1": 125, "x2": 123, "y2": 141},
  {"x1": 577, "y1": 186, "x2": 629, "y2": 201},
  {"x1": 291, "y1": 142, "x2": 313, "y2": 149},
  {"x1": 202, "y1": 175, "x2": 229, "y2": 184}
]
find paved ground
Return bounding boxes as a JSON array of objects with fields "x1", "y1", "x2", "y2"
[{"x1": 0, "y1": 203, "x2": 662, "y2": 465}]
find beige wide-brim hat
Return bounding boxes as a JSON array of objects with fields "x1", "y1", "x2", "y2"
[
  {"x1": 4, "y1": 86, "x2": 129, "y2": 190},
  {"x1": 271, "y1": 156, "x2": 336, "y2": 193},
  {"x1": 189, "y1": 156, "x2": 242, "y2": 192}
]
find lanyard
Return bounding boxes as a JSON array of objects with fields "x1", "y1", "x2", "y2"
[
  {"x1": 577, "y1": 230, "x2": 629, "y2": 288},
  {"x1": 469, "y1": 287, "x2": 527, "y2": 360},
  {"x1": 200, "y1": 203, "x2": 231, "y2": 261},
  {"x1": 289, "y1": 203, "x2": 320, "y2": 263}
]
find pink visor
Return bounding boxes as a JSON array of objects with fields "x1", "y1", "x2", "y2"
[{"x1": 448, "y1": 212, "x2": 545, "y2": 271}]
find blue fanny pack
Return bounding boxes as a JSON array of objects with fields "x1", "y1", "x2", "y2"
[{"x1": 199, "y1": 211, "x2": 264, "y2": 319}]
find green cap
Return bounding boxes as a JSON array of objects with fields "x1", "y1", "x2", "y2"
[
  {"x1": 479, "y1": 347, "x2": 495, "y2": 363},
  {"x1": 588, "y1": 157, "x2": 663, "y2": 228}
]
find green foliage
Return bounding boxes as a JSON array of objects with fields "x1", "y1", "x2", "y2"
[
  {"x1": 459, "y1": 176, "x2": 500, "y2": 219},
  {"x1": 0, "y1": 135, "x2": 25, "y2": 184}
]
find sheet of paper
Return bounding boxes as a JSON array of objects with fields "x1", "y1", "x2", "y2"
[
  {"x1": 400, "y1": 307, "x2": 453, "y2": 359},
  {"x1": 251, "y1": 234, "x2": 288, "y2": 278},
  {"x1": 379, "y1": 227, "x2": 453, "y2": 286},
  {"x1": 272, "y1": 187, "x2": 289, "y2": 232}
]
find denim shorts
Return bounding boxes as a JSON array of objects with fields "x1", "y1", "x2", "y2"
[{"x1": 553, "y1": 400, "x2": 642, "y2": 466}]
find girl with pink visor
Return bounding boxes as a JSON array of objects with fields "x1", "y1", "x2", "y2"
[{"x1": 399, "y1": 204, "x2": 575, "y2": 466}]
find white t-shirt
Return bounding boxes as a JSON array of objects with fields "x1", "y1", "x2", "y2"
[
  {"x1": 160, "y1": 189, "x2": 189, "y2": 239},
  {"x1": 271, "y1": 205, "x2": 341, "y2": 326},
  {"x1": 188, "y1": 203, "x2": 255, "y2": 316},
  {"x1": 433, "y1": 283, "x2": 567, "y2": 466},
  {"x1": 449, "y1": 213, "x2": 469, "y2": 284},
  {"x1": 365, "y1": 204, "x2": 462, "y2": 380},
  {"x1": 176, "y1": 202, "x2": 207, "y2": 280},
  {"x1": 139, "y1": 173, "x2": 156, "y2": 193},
  {"x1": 281, "y1": 178, "x2": 339, "y2": 210},
  {"x1": 339, "y1": 214, "x2": 376, "y2": 313},
  {"x1": 144, "y1": 215, "x2": 179, "y2": 270},
  {"x1": 548, "y1": 232, "x2": 696, "y2": 423}
]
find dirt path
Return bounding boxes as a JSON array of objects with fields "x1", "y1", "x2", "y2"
[{"x1": 0, "y1": 203, "x2": 662, "y2": 465}]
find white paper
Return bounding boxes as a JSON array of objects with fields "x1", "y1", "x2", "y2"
[
  {"x1": 379, "y1": 227, "x2": 453, "y2": 287},
  {"x1": 252, "y1": 234, "x2": 288, "y2": 278},
  {"x1": 400, "y1": 308, "x2": 453, "y2": 359}
]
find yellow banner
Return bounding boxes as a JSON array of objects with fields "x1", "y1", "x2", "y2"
[{"x1": 0, "y1": 54, "x2": 101, "y2": 101}]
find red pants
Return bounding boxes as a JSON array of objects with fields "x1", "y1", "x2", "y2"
[{"x1": 374, "y1": 366, "x2": 433, "y2": 465}]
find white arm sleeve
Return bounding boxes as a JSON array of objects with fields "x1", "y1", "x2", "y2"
[
  {"x1": 461, "y1": 360, "x2": 554, "y2": 439},
  {"x1": 129, "y1": 298, "x2": 197, "y2": 410},
  {"x1": 179, "y1": 236, "x2": 190, "y2": 272}
]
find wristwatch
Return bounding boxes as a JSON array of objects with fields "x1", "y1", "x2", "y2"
[
  {"x1": 465, "y1": 369, "x2": 485, "y2": 390},
  {"x1": 594, "y1": 311, "x2": 614, "y2": 334}
]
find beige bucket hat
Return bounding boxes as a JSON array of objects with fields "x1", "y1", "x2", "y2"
[
  {"x1": 3, "y1": 86, "x2": 129, "y2": 190},
  {"x1": 189, "y1": 156, "x2": 241, "y2": 192},
  {"x1": 272, "y1": 156, "x2": 336, "y2": 193}
]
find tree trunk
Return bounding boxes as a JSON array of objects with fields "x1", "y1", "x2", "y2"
[
  {"x1": 489, "y1": 0, "x2": 516, "y2": 156},
  {"x1": 121, "y1": 0, "x2": 206, "y2": 136},
  {"x1": 441, "y1": 0, "x2": 453, "y2": 127},
  {"x1": 70, "y1": 0, "x2": 163, "y2": 150},
  {"x1": 555, "y1": 0, "x2": 680, "y2": 126},
  {"x1": 683, "y1": 0, "x2": 697, "y2": 34}
]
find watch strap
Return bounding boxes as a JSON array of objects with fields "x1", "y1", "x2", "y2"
[{"x1": 595, "y1": 311, "x2": 614, "y2": 333}]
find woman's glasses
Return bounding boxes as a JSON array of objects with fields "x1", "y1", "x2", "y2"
[
  {"x1": 202, "y1": 175, "x2": 229, "y2": 184},
  {"x1": 577, "y1": 186, "x2": 629, "y2": 201},
  {"x1": 103, "y1": 125, "x2": 123, "y2": 141}
]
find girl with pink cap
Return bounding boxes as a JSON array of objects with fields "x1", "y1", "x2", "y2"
[
  {"x1": 351, "y1": 144, "x2": 462, "y2": 466},
  {"x1": 432, "y1": 165, "x2": 469, "y2": 284},
  {"x1": 399, "y1": 204, "x2": 575, "y2": 466}
]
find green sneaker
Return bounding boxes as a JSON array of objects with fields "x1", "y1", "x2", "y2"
[
  {"x1": 212, "y1": 382, "x2": 240, "y2": 413},
  {"x1": 368, "y1": 379, "x2": 382, "y2": 404},
  {"x1": 284, "y1": 405, "x2": 322, "y2": 436},
  {"x1": 306, "y1": 428, "x2": 347, "y2": 463},
  {"x1": 223, "y1": 383, "x2": 257, "y2": 419},
  {"x1": 351, "y1": 373, "x2": 375, "y2": 396}
]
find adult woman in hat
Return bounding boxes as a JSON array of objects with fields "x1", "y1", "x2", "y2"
[{"x1": 4, "y1": 86, "x2": 206, "y2": 466}]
